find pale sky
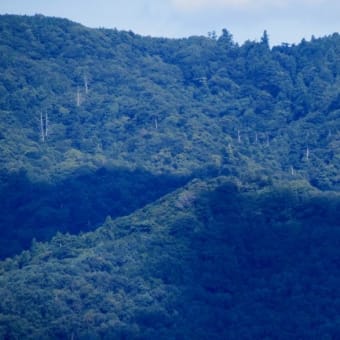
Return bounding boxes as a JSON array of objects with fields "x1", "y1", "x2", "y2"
[{"x1": 0, "y1": 0, "x2": 339, "y2": 46}]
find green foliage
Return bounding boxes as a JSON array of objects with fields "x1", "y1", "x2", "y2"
[
  {"x1": 0, "y1": 14, "x2": 339, "y2": 187},
  {"x1": 0, "y1": 14, "x2": 340, "y2": 338},
  {"x1": 0, "y1": 177, "x2": 339, "y2": 338}
]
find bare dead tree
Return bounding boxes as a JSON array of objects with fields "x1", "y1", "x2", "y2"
[
  {"x1": 40, "y1": 111, "x2": 45, "y2": 142},
  {"x1": 84, "y1": 75, "x2": 89, "y2": 94},
  {"x1": 76, "y1": 87, "x2": 81, "y2": 107},
  {"x1": 39, "y1": 111, "x2": 48, "y2": 142},
  {"x1": 306, "y1": 146, "x2": 310, "y2": 161},
  {"x1": 45, "y1": 111, "x2": 48, "y2": 137}
]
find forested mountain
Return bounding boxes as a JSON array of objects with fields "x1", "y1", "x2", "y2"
[
  {"x1": 0, "y1": 14, "x2": 340, "y2": 338},
  {"x1": 1, "y1": 177, "x2": 340, "y2": 338}
]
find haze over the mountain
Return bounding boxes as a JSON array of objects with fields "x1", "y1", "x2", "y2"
[{"x1": 0, "y1": 14, "x2": 339, "y2": 339}]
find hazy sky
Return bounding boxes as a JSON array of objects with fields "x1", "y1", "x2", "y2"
[{"x1": 0, "y1": 0, "x2": 339, "y2": 46}]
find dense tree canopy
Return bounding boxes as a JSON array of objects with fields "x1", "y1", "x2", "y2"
[
  {"x1": 0, "y1": 14, "x2": 339, "y2": 338},
  {"x1": 1, "y1": 177, "x2": 340, "y2": 339}
]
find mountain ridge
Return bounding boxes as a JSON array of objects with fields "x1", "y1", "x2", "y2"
[
  {"x1": 1, "y1": 176, "x2": 339, "y2": 338},
  {"x1": 0, "y1": 13, "x2": 339, "y2": 256},
  {"x1": 0, "y1": 14, "x2": 340, "y2": 338}
]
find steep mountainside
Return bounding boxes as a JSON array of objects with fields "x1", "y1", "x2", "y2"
[
  {"x1": 0, "y1": 15, "x2": 339, "y2": 258},
  {"x1": 0, "y1": 177, "x2": 340, "y2": 339},
  {"x1": 0, "y1": 16, "x2": 339, "y2": 182},
  {"x1": 0, "y1": 15, "x2": 340, "y2": 338}
]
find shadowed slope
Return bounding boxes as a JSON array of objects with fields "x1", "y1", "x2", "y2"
[
  {"x1": 0, "y1": 166, "x2": 187, "y2": 259},
  {"x1": 0, "y1": 177, "x2": 339, "y2": 339}
]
